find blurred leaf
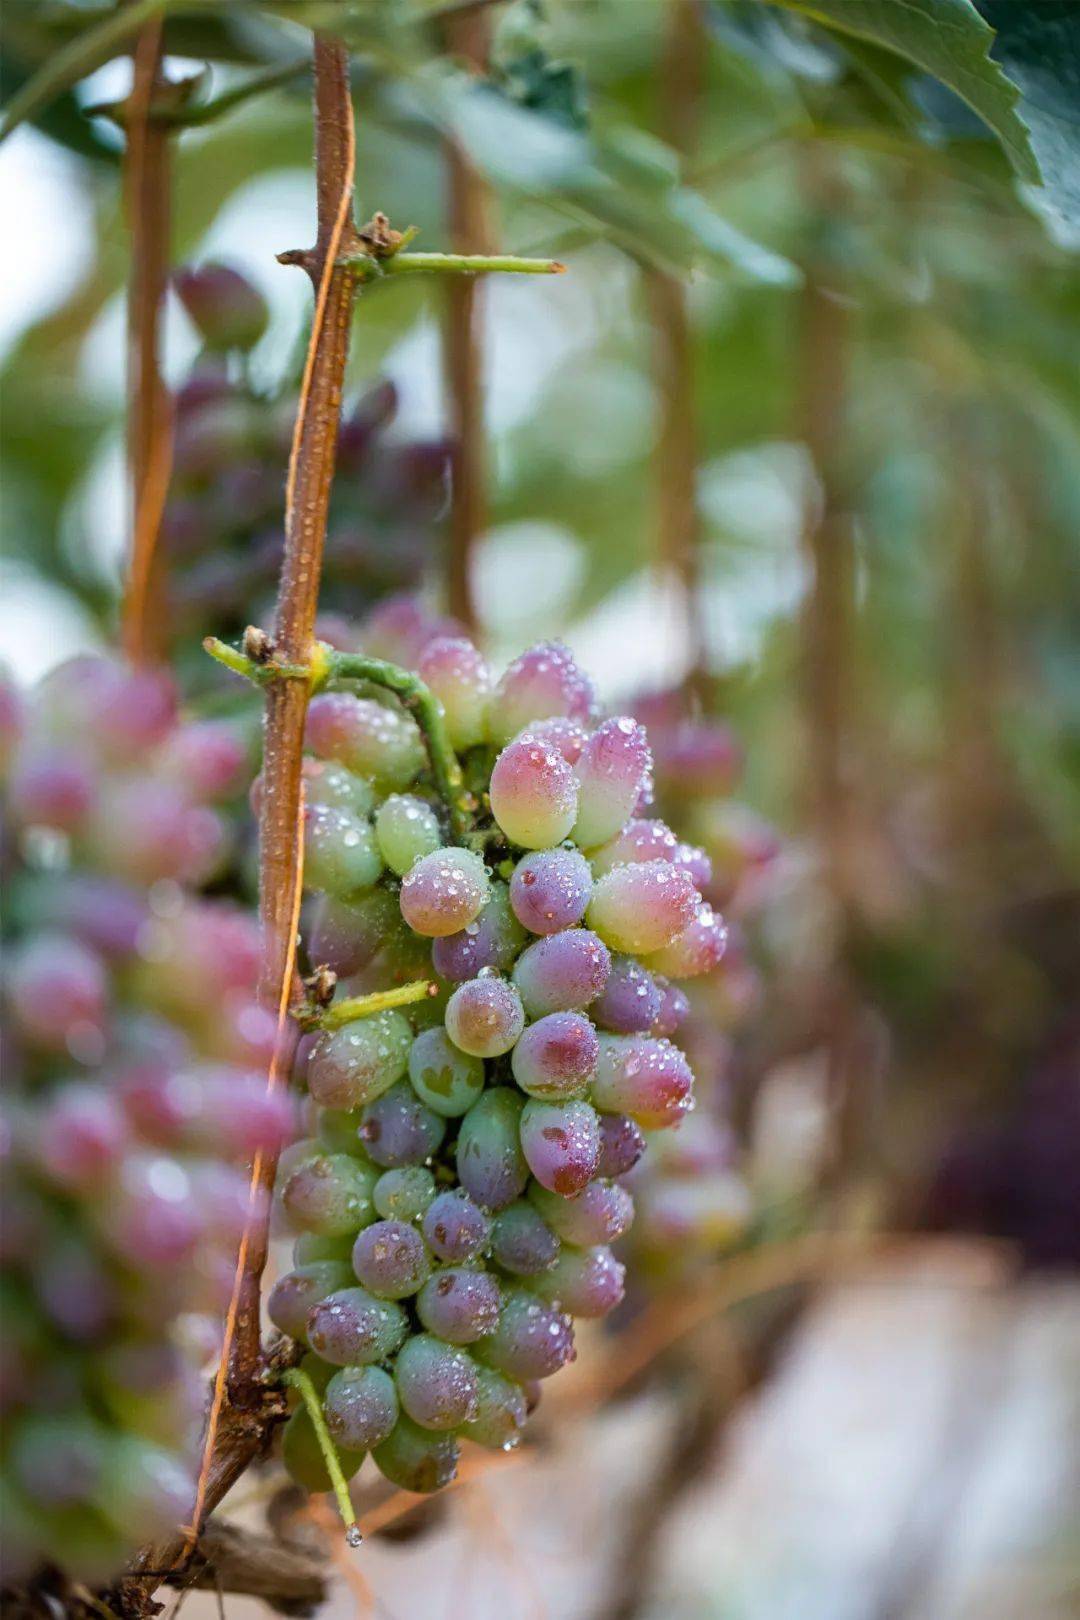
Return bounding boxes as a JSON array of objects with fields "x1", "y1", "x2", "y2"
[{"x1": 977, "y1": 0, "x2": 1080, "y2": 233}]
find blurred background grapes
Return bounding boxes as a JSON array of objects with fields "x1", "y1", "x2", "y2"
[{"x1": 1, "y1": 0, "x2": 1078, "y2": 1616}]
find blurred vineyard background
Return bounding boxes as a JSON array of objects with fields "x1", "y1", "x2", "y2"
[{"x1": 2, "y1": 1, "x2": 1079, "y2": 1617}]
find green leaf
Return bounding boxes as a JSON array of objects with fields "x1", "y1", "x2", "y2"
[
  {"x1": 765, "y1": 0, "x2": 1039, "y2": 182},
  {"x1": 978, "y1": 0, "x2": 1080, "y2": 233}
]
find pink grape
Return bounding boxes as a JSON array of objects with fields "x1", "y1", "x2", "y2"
[
  {"x1": 394, "y1": 1334, "x2": 478, "y2": 1430},
  {"x1": 522, "y1": 716, "x2": 588, "y2": 765},
  {"x1": 508, "y1": 848, "x2": 592, "y2": 935},
  {"x1": 416, "y1": 1267, "x2": 502, "y2": 1343},
  {"x1": 7, "y1": 935, "x2": 108, "y2": 1058},
  {"x1": 591, "y1": 1034, "x2": 694, "y2": 1129},
  {"x1": 489, "y1": 734, "x2": 578, "y2": 850},
  {"x1": 8, "y1": 749, "x2": 95, "y2": 831},
  {"x1": 531, "y1": 1245, "x2": 625, "y2": 1318},
  {"x1": 399, "y1": 847, "x2": 489, "y2": 936},
  {"x1": 444, "y1": 977, "x2": 524, "y2": 1058},
  {"x1": 88, "y1": 779, "x2": 227, "y2": 886},
  {"x1": 306, "y1": 889, "x2": 400, "y2": 977},
  {"x1": 307, "y1": 1011, "x2": 413, "y2": 1110},
  {"x1": 477, "y1": 1288, "x2": 575, "y2": 1381},
  {"x1": 529, "y1": 1179, "x2": 635, "y2": 1246},
  {"x1": 511, "y1": 929, "x2": 611, "y2": 1018},
  {"x1": 431, "y1": 882, "x2": 526, "y2": 982},
  {"x1": 305, "y1": 693, "x2": 425, "y2": 789},
  {"x1": 673, "y1": 841, "x2": 712, "y2": 890},
  {"x1": 586, "y1": 860, "x2": 697, "y2": 954},
  {"x1": 589, "y1": 817, "x2": 679, "y2": 875},
  {"x1": 422, "y1": 1189, "x2": 490, "y2": 1263},
  {"x1": 104, "y1": 1154, "x2": 202, "y2": 1268},
  {"x1": 651, "y1": 718, "x2": 741, "y2": 796},
  {"x1": 37, "y1": 1087, "x2": 127, "y2": 1188},
  {"x1": 510, "y1": 1012, "x2": 599, "y2": 1099},
  {"x1": 489, "y1": 643, "x2": 595, "y2": 745},
  {"x1": 359, "y1": 594, "x2": 463, "y2": 667},
  {"x1": 160, "y1": 721, "x2": 247, "y2": 801},
  {"x1": 40, "y1": 658, "x2": 177, "y2": 764},
  {"x1": 595, "y1": 1113, "x2": 647, "y2": 1178},
  {"x1": 651, "y1": 980, "x2": 690, "y2": 1037},
  {"x1": 520, "y1": 1098, "x2": 600, "y2": 1195},
  {"x1": 418, "y1": 637, "x2": 492, "y2": 750},
  {"x1": 646, "y1": 903, "x2": 728, "y2": 978},
  {"x1": 572, "y1": 717, "x2": 651, "y2": 850},
  {"x1": 592, "y1": 956, "x2": 663, "y2": 1034},
  {"x1": 351, "y1": 1219, "x2": 431, "y2": 1298}
]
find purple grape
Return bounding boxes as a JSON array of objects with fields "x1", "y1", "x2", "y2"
[
  {"x1": 372, "y1": 1414, "x2": 459, "y2": 1493},
  {"x1": 489, "y1": 1201, "x2": 560, "y2": 1276},
  {"x1": 651, "y1": 980, "x2": 690, "y2": 1037},
  {"x1": 175, "y1": 263, "x2": 268, "y2": 350},
  {"x1": 520, "y1": 1098, "x2": 600, "y2": 1195},
  {"x1": 489, "y1": 734, "x2": 579, "y2": 850},
  {"x1": 645, "y1": 903, "x2": 728, "y2": 978},
  {"x1": 422, "y1": 1189, "x2": 490, "y2": 1263},
  {"x1": 456, "y1": 1088, "x2": 528, "y2": 1212},
  {"x1": 280, "y1": 1153, "x2": 377, "y2": 1236},
  {"x1": 306, "y1": 693, "x2": 425, "y2": 790},
  {"x1": 529, "y1": 1179, "x2": 635, "y2": 1245},
  {"x1": 444, "y1": 976, "x2": 524, "y2": 1057},
  {"x1": 399, "y1": 847, "x2": 489, "y2": 936},
  {"x1": 431, "y1": 882, "x2": 526, "y2": 981},
  {"x1": 586, "y1": 860, "x2": 697, "y2": 954},
  {"x1": 324, "y1": 1365, "x2": 399, "y2": 1451},
  {"x1": 595, "y1": 1113, "x2": 647, "y2": 1179},
  {"x1": 393, "y1": 1334, "x2": 478, "y2": 1430},
  {"x1": 592, "y1": 956, "x2": 663, "y2": 1034},
  {"x1": 37, "y1": 1086, "x2": 127, "y2": 1188},
  {"x1": 489, "y1": 643, "x2": 595, "y2": 744},
  {"x1": 359, "y1": 1081, "x2": 446, "y2": 1168},
  {"x1": 306, "y1": 1286, "x2": 408, "y2": 1366},
  {"x1": 7, "y1": 935, "x2": 108, "y2": 1059},
  {"x1": 103, "y1": 1154, "x2": 203, "y2": 1267},
  {"x1": 462, "y1": 1366, "x2": 528, "y2": 1450},
  {"x1": 8, "y1": 749, "x2": 95, "y2": 831},
  {"x1": 267, "y1": 1261, "x2": 354, "y2": 1342},
  {"x1": 351, "y1": 1219, "x2": 431, "y2": 1298},
  {"x1": 418, "y1": 636, "x2": 492, "y2": 750},
  {"x1": 508, "y1": 848, "x2": 592, "y2": 936},
  {"x1": 591, "y1": 1034, "x2": 694, "y2": 1129},
  {"x1": 373, "y1": 1166, "x2": 436, "y2": 1222},
  {"x1": 571, "y1": 717, "x2": 651, "y2": 850},
  {"x1": 511, "y1": 929, "x2": 611, "y2": 1018},
  {"x1": 476, "y1": 1288, "x2": 575, "y2": 1381},
  {"x1": 531, "y1": 1245, "x2": 625, "y2": 1318},
  {"x1": 306, "y1": 889, "x2": 400, "y2": 977},
  {"x1": 407, "y1": 1026, "x2": 485, "y2": 1116},
  {"x1": 416, "y1": 1267, "x2": 502, "y2": 1343},
  {"x1": 307, "y1": 1010, "x2": 413, "y2": 1110},
  {"x1": 510, "y1": 1011, "x2": 599, "y2": 1100}
]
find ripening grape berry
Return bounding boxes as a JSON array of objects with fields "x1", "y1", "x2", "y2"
[
  {"x1": 351, "y1": 1219, "x2": 431, "y2": 1298},
  {"x1": 267, "y1": 1261, "x2": 354, "y2": 1342},
  {"x1": 323, "y1": 1365, "x2": 399, "y2": 1451},
  {"x1": 303, "y1": 805, "x2": 383, "y2": 898},
  {"x1": 407, "y1": 1026, "x2": 485, "y2": 1116},
  {"x1": 589, "y1": 817, "x2": 678, "y2": 874},
  {"x1": 421, "y1": 1189, "x2": 490, "y2": 1263},
  {"x1": 306, "y1": 693, "x2": 426, "y2": 790},
  {"x1": 359, "y1": 1081, "x2": 446, "y2": 1168},
  {"x1": 510, "y1": 1011, "x2": 599, "y2": 1100},
  {"x1": 511, "y1": 929, "x2": 611, "y2": 1018},
  {"x1": 489, "y1": 1200, "x2": 560, "y2": 1275},
  {"x1": 644, "y1": 902, "x2": 727, "y2": 978},
  {"x1": 591, "y1": 955, "x2": 663, "y2": 1034},
  {"x1": 306, "y1": 890, "x2": 400, "y2": 977},
  {"x1": 298, "y1": 756, "x2": 377, "y2": 817},
  {"x1": 490, "y1": 733, "x2": 579, "y2": 850},
  {"x1": 36, "y1": 1086, "x2": 127, "y2": 1188},
  {"x1": 444, "y1": 976, "x2": 525, "y2": 1057},
  {"x1": 531, "y1": 1245, "x2": 626, "y2": 1318},
  {"x1": 418, "y1": 637, "x2": 492, "y2": 750},
  {"x1": 399, "y1": 847, "x2": 489, "y2": 936},
  {"x1": 306, "y1": 1286, "x2": 408, "y2": 1366},
  {"x1": 7, "y1": 934, "x2": 108, "y2": 1058},
  {"x1": 461, "y1": 1365, "x2": 527, "y2": 1450},
  {"x1": 175, "y1": 262, "x2": 269, "y2": 351},
  {"x1": 280, "y1": 1153, "x2": 377, "y2": 1237},
  {"x1": 393, "y1": 1333, "x2": 479, "y2": 1430},
  {"x1": 572, "y1": 717, "x2": 651, "y2": 850},
  {"x1": 374, "y1": 794, "x2": 442, "y2": 876},
  {"x1": 650, "y1": 717, "x2": 740, "y2": 797},
  {"x1": 508, "y1": 848, "x2": 592, "y2": 936},
  {"x1": 282, "y1": 1407, "x2": 365, "y2": 1492},
  {"x1": 476, "y1": 1288, "x2": 575, "y2": 1381},
  {"x1": 316, "y1": 1108, "x2": 366, "y2": 1156},
  {"x1": 8, "y1": 748, "x2": 96, "y2": 832},
  {"x1": 488, "y1": 643, "x2": 594, "y2": 745},
  {"x1": 595, "y1": 1112, "x2": 647, "y2": 1179},
  {"x1": 416, "y1": 1267, "x2": 502, "y2": 1343},
  {"x1": 307, "y1": 1010, "x2": 413, "y2": 1110},
  {"x1": 372, "y1": 1414, "x2": 459, "y2": 1493},
  {"x1": 373, "y1": 1166, "x2": 437, "y2": 1222},
  {"x1": 523, "y1": 715, "x2": 589, "y2": 765},
  {"x1": 673, "y1": 841, "x2": 712, "y2": 890},
  {"x1": 591, "y1": 1033, "x2": 694, "y2": 1129},
  {"x1": 431, "y1": 882, "x2": 526, "y2": 981},
  {"x1": 651, "y1": 979, "x2": 690, "y2": 1037},
  {"x1": 456, "y1": 1088, "x2": 528, "y2": 1211},
  {"x1": 529, "y1": 1179, "x2": 635, "y2": 1246},
  {"x1": 293, "y1": 1232, "x2": 355, "y2": 1265},
  {"x1": 520, "y1": 1098, "x2": 600, "y2": 1195},
  {"x1": 160, "y1": 720, "x2": 247, "y2": 802},
  {"x1": 586, "y1": 860, "x2": 697, "y2": 955}
]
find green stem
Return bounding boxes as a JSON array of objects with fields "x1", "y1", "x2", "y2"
[
  {"x1": 309, "y1": 980, "x2": 437, "y2": 1031},
  {"x1": 345, "y1": 251, "x2": 565, "y2": 282},
  {"x1": 328, "y1": 652, "x2": 474, "y2": 840},
  {"x1": 203, "y1": 635, "x2": 319, "y2": 687},
  {"x1": 282, "y1": 1368, "x2": 361, "y2": 1546}
]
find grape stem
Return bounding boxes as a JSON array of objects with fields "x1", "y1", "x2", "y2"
[
  {"x1": 299, "y1": 980, "x2": 438, "y2": 1032},
  {"x1": 343, "y1": 250, "x2": 564, "y2": 280},
  {"x1": 281, "y1": 1368, "x2": 361, "y2": 1544}
]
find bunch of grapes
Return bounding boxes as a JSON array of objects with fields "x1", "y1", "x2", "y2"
[
  {"x1": 0, "y1": 658, "x2": 293, "y2": 1587},
  {"x1": 163, "y1": 263, "x2": 450, "y2": 663},
  {"x1": 267, "y1": 637, "x2": 728, "y2": 1493}
]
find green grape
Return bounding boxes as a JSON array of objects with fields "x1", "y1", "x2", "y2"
[
  {"x1": 407, "y1": 1026, "x2": 485, "y2": 1117},
  {"x1": 375, "y1": 793, "x2": 442, "y2": 875}
]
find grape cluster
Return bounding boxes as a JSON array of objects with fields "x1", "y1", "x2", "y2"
[
  {"x1": 270, "y1": 636, "x2": 726, "y2": 1492},
  {"x1": 0, "y1": 658, "x2": 292, "y2": 1587},
  {"x1": 164, "y1": 263, "x2": 450, "y2": 663}
]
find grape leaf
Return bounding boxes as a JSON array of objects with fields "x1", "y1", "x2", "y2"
[
  {"x1": 765, "y1": 0, "x2": 1039, "y2": 181},
  {"x1": 977, "y1": 0, "x2": 1080, "y2": 234}
]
